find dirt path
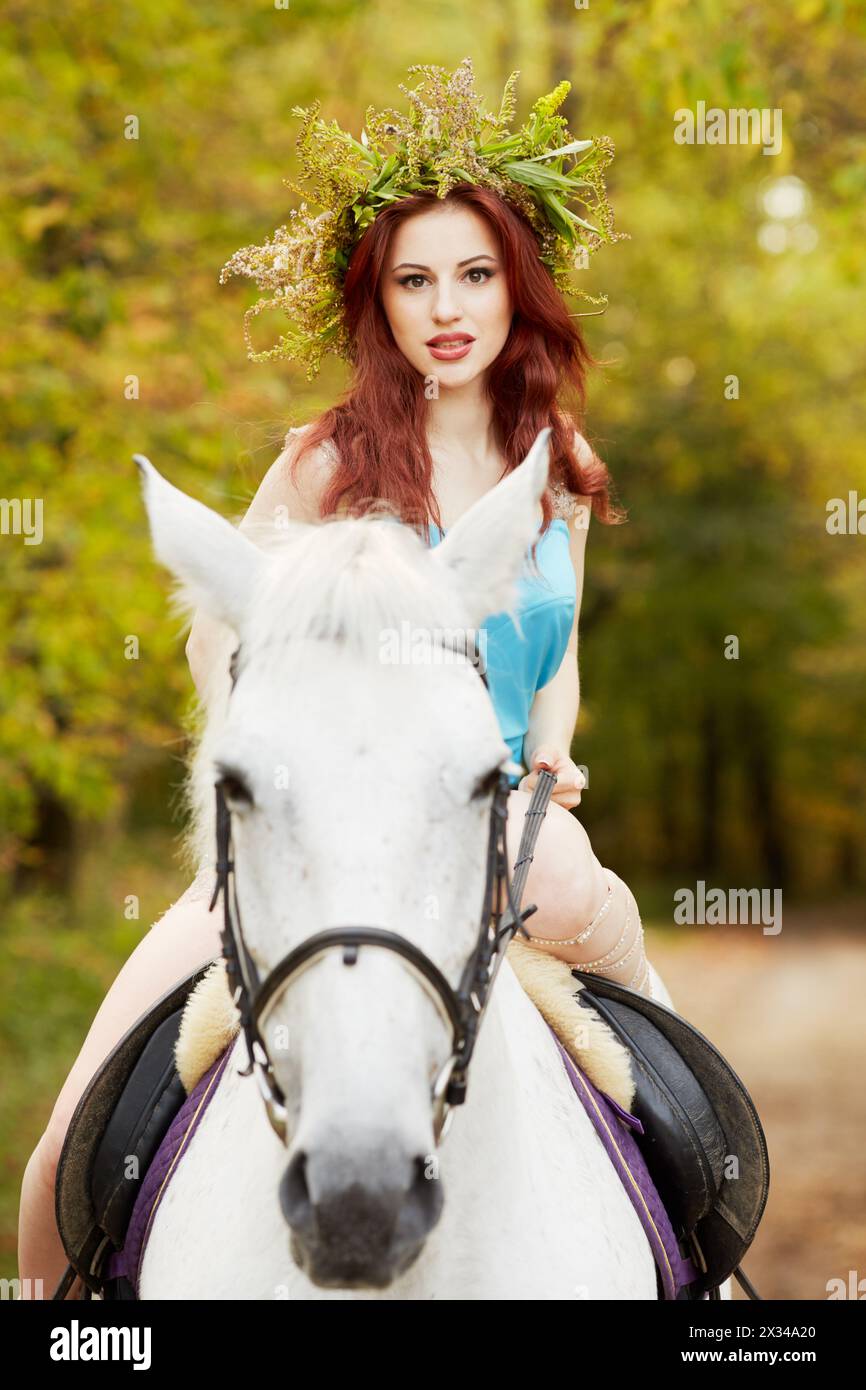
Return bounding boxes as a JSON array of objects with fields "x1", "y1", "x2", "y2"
[{"x1": 647, "y1": 925, "x2": 866, "y2": 1301}]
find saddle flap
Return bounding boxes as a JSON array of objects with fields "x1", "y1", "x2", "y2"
[
  {"x1": 572, "y1": 971, "x2": 770, "y2": 1296},
  {"x1": 586, "y1": 993, "x2": 728, "y2": 1233},
  {"x1": 91, "y1": 1012, "x2": 189, "y2": 1248},
  {"x1": 54, "y1": 963, "x2": 211, "y2": 1292}
]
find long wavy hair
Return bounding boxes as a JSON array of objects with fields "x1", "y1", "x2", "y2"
[{"x1": 290, "y1": 183, "x2": 623, "y2": 541}]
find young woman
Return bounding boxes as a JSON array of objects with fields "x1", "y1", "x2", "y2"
[{"x1": 18, "y1": 70, "x2": 670, "y2": 1297}]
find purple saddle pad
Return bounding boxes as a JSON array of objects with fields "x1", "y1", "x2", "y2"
[
  {"x1": 105, "y1": 1044, "x2": 232, "y2": 1294},
  {"x1": 546, "y1": 1024, "x2": 701, "y2": 1299}
]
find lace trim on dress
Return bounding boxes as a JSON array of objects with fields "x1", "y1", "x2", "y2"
[{"x1": 548, "y1": 477, "x2": 584, "y2": 522}]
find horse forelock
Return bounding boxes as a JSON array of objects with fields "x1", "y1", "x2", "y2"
[
  {"x1": 242, "y1": 515, "x2": 463, "y2": 670},
  {"x1": 179, "y1": 514, "x2": 465, "y2": 875}
]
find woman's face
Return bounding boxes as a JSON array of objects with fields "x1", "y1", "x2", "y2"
[{"x1": 379, "y1": 204, "x2": 512, "y2": 388}]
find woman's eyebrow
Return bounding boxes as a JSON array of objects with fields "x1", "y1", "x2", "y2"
[{"x1": 390, "y1": 253, "x2": 498, "y2": 272}]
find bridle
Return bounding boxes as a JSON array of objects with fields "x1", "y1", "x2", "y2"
[{"x1": 209, "y1": 642, "x2": 556, "y2": 1146}]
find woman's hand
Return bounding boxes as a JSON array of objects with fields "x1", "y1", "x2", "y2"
[{"x1": 518, "y1": 745, "x2": 586, "y2": 810}]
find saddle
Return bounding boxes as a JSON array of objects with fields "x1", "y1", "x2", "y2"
[
  {"x1": 571, "y1": 970, "x2": 769, "y2": 1299},
  {"x1": 53, "y1": 963, "x2": 212, "y2": 1299},
  {"x1": 53, "y1": 959, "x2": 768, "y2": 1301}
]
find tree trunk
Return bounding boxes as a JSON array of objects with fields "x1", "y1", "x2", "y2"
[
  {"x1": 13, "y1": 790, "x2": 77, "y2": 896},
  {"x1": 546, "y1": 0, "x2": 581, "y2": 130},
  {"x1": 699, "y1": 702, "x2": 721, "y2": 873},
  {"x1": 739, "y1": 704, "x2": 788, "y2": 888}
]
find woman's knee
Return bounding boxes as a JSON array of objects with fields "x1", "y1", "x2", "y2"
[
  {"x1": 505, "y1": 791, "x2": 606, "y2": 931},
  {"x1": 152, "y1": 864, "x2": 218, "y2": 924}
]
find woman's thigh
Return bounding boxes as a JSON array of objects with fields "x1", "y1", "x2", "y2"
[
  {"x1": 503, "y1": 788, "x2": 608, "y2": 936},
  {"x1": 504, "y1": 789, "x2": 676, "y2": 1006},
  {"x1": 43, "y1": 868, "x2": 222, "y2": 1152}
]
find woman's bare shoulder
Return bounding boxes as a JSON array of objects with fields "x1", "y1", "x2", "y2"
[
  {"x1": 282, "y1": 420, "x2": 340, "y2": 480},
  {"x1": 283, "y1": 421, "x2": 339, "y2": 462},
  {"x1": 241, "y1": 421, "x2": 337, "y2": 533}
]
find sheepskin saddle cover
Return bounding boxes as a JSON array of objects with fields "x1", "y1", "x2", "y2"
[{"x1": 175, "y1": 943, "x2": 637, "y2": 1112}]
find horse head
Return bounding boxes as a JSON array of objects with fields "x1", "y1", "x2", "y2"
[{"x1": 135, "y1": 428, "x2": 551, "y2": 1288}]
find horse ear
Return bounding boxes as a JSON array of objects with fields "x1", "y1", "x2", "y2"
[
  {"x1": 134, "y1": 454, "x2": 268, "y2": 634},
  {"x1": 430, "y1": 428, "x2": 552, "y2": 625}
]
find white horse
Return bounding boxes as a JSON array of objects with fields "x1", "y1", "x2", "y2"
[{"x1": 133, "y1": 433, "x2": 660, "y2": 1300}]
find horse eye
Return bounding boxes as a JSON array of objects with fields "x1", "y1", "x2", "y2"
[
  {"x1": 470, "y1": 766, "x2": 503, "y2": 802},
  {"x1": 216, "y1": 769, "x2": 254, "y2": 807}
]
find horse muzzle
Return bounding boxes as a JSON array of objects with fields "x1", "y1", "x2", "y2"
[{"x1": 279, "y1": 1143, "x2": 444, "y2": 1289}]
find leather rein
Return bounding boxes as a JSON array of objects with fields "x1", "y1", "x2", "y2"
[{"x1": 208, "y1": 643, "x2": 557, "y2": 1145}]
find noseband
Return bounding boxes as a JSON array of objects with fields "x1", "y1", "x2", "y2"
[{"x1": 209, "y1": 643, "x2": 556, "y2": 1145}]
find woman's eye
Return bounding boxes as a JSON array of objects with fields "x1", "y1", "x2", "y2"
[
  {"x1": 399, "y1": 273, "x2": 428, "y2": 289},
  {"x1": 465, "y1": 267, "x2": 493, "y2": 285}
]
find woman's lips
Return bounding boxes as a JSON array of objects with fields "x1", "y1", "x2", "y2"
[{"x1": 426, "y1": 337, "x2": 475, "y2": 361}]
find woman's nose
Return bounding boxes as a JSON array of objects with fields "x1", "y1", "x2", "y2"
[{"x1": 431, "y1": 284, "x2": 462, "y2": 323}]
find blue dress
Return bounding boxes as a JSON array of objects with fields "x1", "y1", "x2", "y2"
[{"x1": 426, "y1": 518, "x2": 577, "y2": 786}]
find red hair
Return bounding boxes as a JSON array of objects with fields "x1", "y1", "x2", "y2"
[{"x1": 291, "y1": 183, "x2": 623, "y2": 540}]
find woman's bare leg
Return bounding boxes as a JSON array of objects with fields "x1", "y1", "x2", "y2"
[
  {"x1": 505, "y1": 790, "x2": 667, "y2": 1002},
  {"x1": 16, "y1": 867, "x2": 221, "y2": 1299}
]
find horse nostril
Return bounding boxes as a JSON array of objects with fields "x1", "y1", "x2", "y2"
[
  {"x1": 280, "y1": 1149, "x2": 312, "y2": 1236},
  {"x1": 403, "y1": 1154, "x2": 444, "y2": 1244}
]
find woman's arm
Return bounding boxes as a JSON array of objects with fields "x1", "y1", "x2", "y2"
[
  {"x1": 185, "y1": 428, "x2": 332, "y2": 699},
  {"x1": 522, "y1": 437, "x2": 592, "y2": 796},
  {"x1": 524, "y1": 505, "x2": 587, "y2": 756},
  {"x1": 524, "y1": 645, "x2": 581, "y2": 761}
]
